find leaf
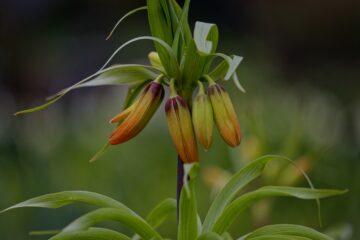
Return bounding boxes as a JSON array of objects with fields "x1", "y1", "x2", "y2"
[
  {"x1": 247, "y1": 235, "x2": 311, "y2": 240},
  {"x1": 197, "y1": 232, "x2": 223, "y2": 240},
  {"x1": 233, "y1": 72, "x2": 246, "y2": 93},
  {"x1": 194, "y1": 22, "x2": 219, "y2": 54},
  {"x1": 78, "y1": 65, "x2": 158, "y2": 88},
  {"x1": 201, "y1": 155, "x2": 319, "y2": 234},
  {"x1": 14, "y1": 64, "x2": 158, "y2": 116},
  {"x1": 106, "y1": 6, "x2": 148, "y2": 40},
  {"x1": 210, "y1": 53, "x2": 243, "y2": 81},
  {"x1": 147, "y1": 0, "x2": 180, "y2": 77},
  {"x1": 100, "y1": 36, "x2": 179, "y2": 78},
  {"x1": 146, "y1": 198, "x2": 176, "y2": 228},
  {"x1": 224, "y1": 55, "x2": 243, "y2": 80},
  {"x1": 132, "y1": 198, "x2": 177, "y2": 240},
  {"x1": 222, "y1": 232, "x2": 234, "y2": 240},
  {"x1": 89, "y1": 143, "x2": 111, "y2": 163},
  {"x1": 178, "y1": 163, "x2": 200, "y2": 240},
  {"x1": 1, "y1": 191, "x2": 134, "y2": 215},
  {"x1": 180, "y1": 40, "x2": 206, "y2": 88},
  {"x1": 171, "y1": 0, "x2": 192, "y2": 59},
  {"x1": 50, "y1": 227, "x2": 131, "y2": 240},
  {"x1": 244, "y1": 224, "x2": 333, "y2": 240},
  {"x1": 62, "y1": 208, "x2": 161, "y2": 240},
  {"x1": 212, "y1": 186, "x2": 347, "y2": 234}
]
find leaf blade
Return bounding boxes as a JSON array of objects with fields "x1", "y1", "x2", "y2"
[{"x1": 213, "y1": 186, "x2": 347, "y2": 234}]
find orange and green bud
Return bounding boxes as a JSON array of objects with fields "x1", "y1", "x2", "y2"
[
  {"x1": 192, "y1": 81, "x2": 214, "y2": 150},
  {"x1": 109, "y1": 79, "x2": 164, "y2": 145},
  {"x1": 207, "y1": 77, "x2": 241, "y2": 147},
  {"x1": 165, "y1": 88, "x2": 198, "y2": 163}
]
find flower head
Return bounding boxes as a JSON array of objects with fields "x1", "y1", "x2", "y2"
[
  {"x1": 207, "y1": 77, "x2": 241, "y2": 147},
  {"x1": 192, "y1": 81, "x2": 214, "y2": 150},
  {"x1": 109, "y1": 79, "x2": 164, "y2": 145},
  {"x1": 165, "y1": 83, "x2": 198, "y2": 163}
]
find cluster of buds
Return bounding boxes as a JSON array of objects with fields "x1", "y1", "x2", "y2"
[{"x1": 109, "y1": 74, "x2": 241, "y2": 164}]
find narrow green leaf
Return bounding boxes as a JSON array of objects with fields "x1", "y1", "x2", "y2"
[
  {"x1": 233, "y1": 72, "x2": 246, "y2": 93},
  {"x1": 245, "y1": 224, "x2": 333, "y2": 240},
  {"x1": 171, "y1": 0, "x2": 192, "y2": 58},
  {"x1": 50, "y1": 227, "x2": 131, "y2": 240},
  {"x1": 106, "y1": 6, "x2": 148, "y2": 40},
  {"x1": 14, "y1": 95, "x2": 63, "y2": 116},
  {"x1": 178, "y1": 163, "x2": 200, "y2": 240},
  {"x1": 147, "y1": 0, "x2": 181, "y2": 77},
  {"x1": 146, "y1": 198, "x2": 176, "y2": 228},
  {"x1": 201, "y1": 155, "x2": 319, "y2": 234},
  {"x1": 1, "y1": 191, "x2": 134, "y2": 215},
  {"x1": 180, "y1": 40, "x2": 206, "y2": 88},
  {"x1": 89, "y1": 143, "x2": 111, "y2": 163},
  {"x1": 100, "y1": 36, "x2": 179, "y2": 78},
  {"x1": 78, "y1": 65, "x2": 158, "y2": 88},
  {"x1": 62, "y1": 208, "x2": 161, "y2": 240},
  {"x1": 224, "y1": 55, "x2": 243, "y2": 80},
  {"x1": 29, "y1": 230, "x2": 60, "y2": 236},
  {"x1": 14, "y1": 64, "x2": 158, "y2": 115},
  {"x1": 247, "y1": 235, "x2": 311, "y2": 240},
  {"x1": 222, "y1": 232, "x2": 234, "y2": 240},
  {"x1": 213, "y1": 186, "x2": 347, "y2": 234},
  {"x1": 197, "y1": 232, "x2": 222, "y2": 240}
]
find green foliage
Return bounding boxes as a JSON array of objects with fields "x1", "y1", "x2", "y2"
[
  {"x1": 1, "y1": 155, "x2": 346, "y2": 239},
  {"x1": 6, "y1": 0, "x2": 348, "y2": 239}
]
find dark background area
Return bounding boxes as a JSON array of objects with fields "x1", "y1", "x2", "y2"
[{"x1": 0, "y1": 0, "x2": 359, "y2": 239}]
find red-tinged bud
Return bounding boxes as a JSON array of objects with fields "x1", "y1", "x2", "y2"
[
  {"x1": 165, "y1": 95, "x2": 198, "y2": 163},
  {"x1": 109, "y1": 80, "x2": 164, "y2": 145},
  {"x1": 208, "y1": 81, "x2": 241, "y2": 147},
  {"x1": 192, "y1": 82, "x2": 214, "y2": 150}
]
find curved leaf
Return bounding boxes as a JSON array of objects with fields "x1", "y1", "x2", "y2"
[
  {"x1": 1, "y1": 191, "x2": 134, "y2": 215},
  {"x1": 146, "y1": 198, "x2": 176, "y2": 228},
  {"x1": 106, "y1": 6, "x2": 148, "y2": 40},
  {"x1": 14, "y1": 64, "x2": 158, "y2": 115},
  {"x1": 101, "y1": 36, "x2": 179, "y2": 78},
  {"x1": 244, "y1": 224, "x2": 333, "y2": 240},
  {"x1": 213, "y1": 186, "x2": 347, "y2": 234},
  {"x1": 78, "y1": 65, "x2": 158, "y2": 88},
  {"x1": 247, "y1": 235, "x2": 311, "y2": 240},
  {"x1": 62, "y1": 208, "x2": 161, "y2": 240},
  {"x1": 50, "y1": 227, "x2": 131, "y2": 240},
  {"x1": 194, "y1": 22, "x2": 218, "y2": 54},
  {"x1": 197, "y1": 232, "x2": 222, "y2": 240},
  {"x1": 201, "y1": 155, "x2": 318, "y2": 234}
]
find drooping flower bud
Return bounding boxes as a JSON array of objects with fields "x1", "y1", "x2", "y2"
[
  {"x1": 165, "y1": 84, "x2": 198, "y2": 163},
  {"x1": 192, "y1": 81, "x2": 214, "y2": 150},
  {"x1": 207, "y1": 77, "x2": 241, "y2": 147},
  {"x1": 109, "y1": 79, "x2": 164, "y2": 145}
]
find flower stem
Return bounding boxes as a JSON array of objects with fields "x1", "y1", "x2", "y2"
[{"x1": 176, "y1": 155, "x2": 184, "y2": 221}]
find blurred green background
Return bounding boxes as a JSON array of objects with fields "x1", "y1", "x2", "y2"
[{"x1": 0, "y1": 0, "x2": 359, "y2": 239}]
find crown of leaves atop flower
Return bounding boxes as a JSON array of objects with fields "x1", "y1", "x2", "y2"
[{"x1": 15, "y1": 0, "x2": 245, "y2": 162}]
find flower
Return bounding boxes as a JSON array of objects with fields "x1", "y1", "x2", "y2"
[
  {"x1": 165, "y1": 83, "x2": 198, "y2": 163},
  {"x1": 109, "y1": 80, "x2": 164, "y2": 145},
  {"x1": 207, "y1": 77, "x2": 241, "y2": 147},
  {"x1": 192, "y1": 81, "x2": 214, "y2": 150}
]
